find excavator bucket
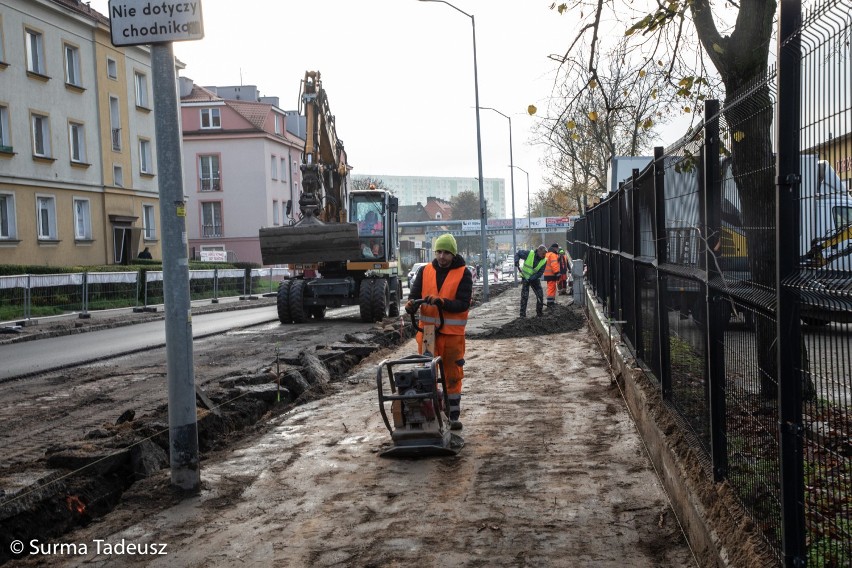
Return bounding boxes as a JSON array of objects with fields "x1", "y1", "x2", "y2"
[{"x1": 259, "y1": 217, "x2": 361, "y2": 265}]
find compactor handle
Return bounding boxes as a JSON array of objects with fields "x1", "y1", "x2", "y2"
[{"x1": 409, "y1": 298, "x2": 445, "y2": 333}]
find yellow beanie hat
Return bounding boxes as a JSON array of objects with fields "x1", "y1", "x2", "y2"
[{"x1": 433, "y1": 233, "x2": 457, "y2": 255}]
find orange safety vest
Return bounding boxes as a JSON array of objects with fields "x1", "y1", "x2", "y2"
[
  {"x1": 543, "y1": 251, "x2": 560, "y2": 280},
  {"x1": 419, "y1": 264, "x2": 469, "y2": 335}
]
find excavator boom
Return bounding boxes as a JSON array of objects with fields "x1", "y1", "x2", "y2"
[{"x1": 259, "y1": 71, "x2": 359, "y2": 265}]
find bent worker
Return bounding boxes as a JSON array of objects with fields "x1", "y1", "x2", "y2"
[
  {"x1": 543, "y1": 243, "x2": 562, "y2": 308},
  {"x1": 515, "y1": 245, "x2": 548, "y2": 317},
  {"x1": 406, "y1": 233, "x2": 472, "y2": 431},
  {"x1": 557, "y1": 248, "x2": 570, "y2": 295}
]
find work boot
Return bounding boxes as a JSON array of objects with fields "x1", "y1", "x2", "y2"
[
  {"x1": 449, "y1": 418, "x2": 463, "y2": 431},
  {"x1": 448, "y1": 394, "x2": 462, "y2": 431}
]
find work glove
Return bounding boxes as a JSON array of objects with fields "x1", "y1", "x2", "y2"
[{"x1": 404, "y1": 300, "x2": 417, "y2": 314}]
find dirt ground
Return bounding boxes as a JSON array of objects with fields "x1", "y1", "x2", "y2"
[{"x1": 4, "y1": 286, "x2": 701, "y2": 567}]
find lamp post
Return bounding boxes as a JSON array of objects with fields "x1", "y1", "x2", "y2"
[
  {"x1": 419, "y1": 0, "x2": 488, "y2": 300},
  {"x1": 510, "y1": 165, "x2": 530, "y2": 246},
  {"x1": 480, "y1": 106, "x2": 517, "y2": 285}
]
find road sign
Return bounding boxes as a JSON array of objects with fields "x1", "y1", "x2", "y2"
[{"x1": 107, "y1": 0, "x2": 204, "y2": 47}]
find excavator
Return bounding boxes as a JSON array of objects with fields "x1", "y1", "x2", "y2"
[{"x1": 259, "y1": 71, "x2": 401, "y2": 323}]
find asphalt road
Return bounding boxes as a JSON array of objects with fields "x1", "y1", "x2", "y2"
[{"x1": 0, "y1": 306, "x2": 289, "y2": 381}]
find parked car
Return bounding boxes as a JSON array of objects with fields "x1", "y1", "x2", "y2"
[{"x1": 407, "y1": 262, "x2": 429, "y2": 287}]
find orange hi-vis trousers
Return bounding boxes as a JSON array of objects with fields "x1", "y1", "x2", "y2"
[{"x1": 416, "y1": 332, "x2": 465, "y2": 395}]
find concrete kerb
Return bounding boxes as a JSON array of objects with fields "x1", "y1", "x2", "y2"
[{"x1": 583, "y1": 286, "x2": 731, "y2": 567}]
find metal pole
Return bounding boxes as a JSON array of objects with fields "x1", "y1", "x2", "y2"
[
  {"x1": 512, "y1": 166, "x2": 530, "y2": 247},
  {"x1": 480, "y1": 107, "x2": 518, "y2": 285},
  {"x1": 152, "y1": 42, "x2": 200, "y2": 492},
  {"x1": 419, "y1": 0, "x2": 488, "y2": 300}
]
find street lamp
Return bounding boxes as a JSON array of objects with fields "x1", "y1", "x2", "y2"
[
  {"x1": 480, "y1": 106, "x2": 517, "y2": 285},
  {"x1": 418, "y1": 0, "x2": 489, "y2": 300},
  {"x1": 510, "y1": 165, "x2": 530, "y2": 246}
]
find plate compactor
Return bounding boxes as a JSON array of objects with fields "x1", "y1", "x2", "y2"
[{"x1": 376, "y1": 299, "x2": 464, "y2": 458}]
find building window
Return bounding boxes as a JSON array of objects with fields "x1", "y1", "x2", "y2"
[
  {"x1": 106, "y1": 57, "x2": 117, "y2": 79},
  {"x1": 143, "y1": 204, "x2": 156, "y2": 240},
  {"x1": 274, "y1": 114, "x2": 281, "y2": 135},
  {"x1": 271, "y1": 155, "x2": 277, "y2": 180},
  {"x1": 113, "y1": 165, "x2": 124, "y2": 187},
  {"x1": 25, "y1": 29, "x2": 45, "y2": 74},
  {"x1": 64, "y1": 44, "x2": 81, "y2": 87},
  {"x1": 31, "y1": 113, "x2": 51, "y2": 157},
  {"x1": 201, "y1": 202, "x2": 222, "y2": 238},
  {"x1": 200, "y1": 108, "x2": 220, "y2": 129},
  {"x1": 69, "y1": 122, "x2": 86, "y2": 163},
  {"x1": 272, "y1": 199, "x2": 280, "y2": 225},
  {"x1": 139, "y1": 139, "x2": 152, "y2": 174},
  {"x1": 36, "y1": 195, "x2": 57, "y2": 239},
  {"x1": 0, "y1": 17, "x2": 6, "y2": 64},
  {"x1": 199, "y1": 154, "x2": 220, "y2": 191},
  {"x1": 0, "y1": 193, "x2": 16, "y2": 239},
  {"x1": 280, "y1": 157, "x2": 287, "y2": 182},
  {"x1": 134, "y1": 72, "x2": 149, "y2": 108},
  {"x1": 109, "y1": 96, "x2": 121, "y2": 151},
  {"x1": 0, "y1": 105, "x2": 10, "y2": 151},
  {"x1": 73, "y1": 198, "x2": 91, "y2": 239}
]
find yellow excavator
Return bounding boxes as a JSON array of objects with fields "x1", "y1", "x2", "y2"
[{"x1": 259, "y1": 71, "x2": 401, "y2": 323}]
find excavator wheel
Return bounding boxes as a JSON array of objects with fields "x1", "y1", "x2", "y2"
[
  {"x1": 370, "y1": 278, "x2": 389, "y2": 322},
  {"x1": 359, "y1": 279, "x2": 375, "y2": 323},
  {"x1": 387, "y1": 277, "x2": 400, "y2": 317},
  {"x1": 276, "y1": 280, "x2": 292, "y2": 324},
  {"x1": 289, "y1": 279, "x2": 308, "y2": 323}
]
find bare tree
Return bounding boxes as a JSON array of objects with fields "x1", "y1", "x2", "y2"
[
  {"x1": 535, "y1": 39, "x2": 671, "y2": 213},
  {"x1": 350, "y1": 177, "x2": 388, "y2": 192},
  {"x1": 451, "y1": 191, "x2": 494, "y2": 259}
]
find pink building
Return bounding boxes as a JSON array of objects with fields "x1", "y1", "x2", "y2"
[{"x1": 179, "y1": 79, "x2": 304, "y2": 265}]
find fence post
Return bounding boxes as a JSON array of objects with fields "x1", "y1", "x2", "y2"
[
  {"x1": 571, "y1": 259, "x2": 584, "y2": 306},
  {"x1": 25, "y1": 274, "x2": 31, "y2": 321},
  {"x1": 703, "y1": 100, "x2": 728, "y2": 482},
  {"x1": 652, "y1": 146, "x2": 673, "y2": 400},
  {"x1": 777, "y1": 0, "x2": 806, "y2": 563},
  {"x1": 212, "y1": 267, "x2": 219, "y2": 304},
  {"x1": 79, "y1": 272, "x2": 91, "y2": 319}
]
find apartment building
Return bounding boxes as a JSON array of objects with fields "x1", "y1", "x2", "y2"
[
  {"x1": 0, "y1": 0, "x2": 166, "y2": 266},
  {"x1": 179, "y1": 80, "x2": 304, "y2": 265}
]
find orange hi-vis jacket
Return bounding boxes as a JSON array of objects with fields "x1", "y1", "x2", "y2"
[
  {"x1": 543, "y1": 251, "x2": 561, "y2": 281},
  {"x1": 419, "y1": 264, "x2": 469, "y2": 335}
]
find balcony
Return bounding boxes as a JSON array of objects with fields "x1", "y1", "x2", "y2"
[
  {"x1": 200, "y1": 178, "x2": 221, "y2": 191},
  {"x1": 202, "y1": 224, "x2": 222, "y2": 238},
  {"x1": 111, "y1": 128, "x2": 121, "y2": 151}
]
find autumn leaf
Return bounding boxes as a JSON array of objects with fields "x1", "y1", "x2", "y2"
[
  {"x1": 557, "y1": 3, "x2": 568, "y2": 14},
  {"x1": 566, "y1": 120, "x2": 576, "y2": 130},
  {"x1": 527, "y1": 105, "x2": 537, "y2": 116},
  {"x1": 651, "y1": 88, "x2": 658, "y2": 99},
  {"x1": 588, "y1": 79, "x2": 597, "y2": 89},
  {"x1": 587, "y1": 111, "x2": 598, "y2": 122},
  {"x1": 642, "y1": 118, "x2": 654, "y2": 129},
  {"x1": 683, "y1": 106, "x2": 691, "y2": 113},
  {"x1": 639, "y1": 69, "x2": 647, "y2": 78},
  {"x1": 733, "y1": 131, "x2": 746, "y2": 142},
  {"x1": 712, "y1": 43, "x2": 725, "y2": 54}
]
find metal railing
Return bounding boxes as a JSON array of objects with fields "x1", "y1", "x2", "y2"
[
  {"x1": 566, "y1": 0, "x2": 851, "y2": 563},
  {"x1": 0, "y1": 268, "x2": 291, "y2": 325}
]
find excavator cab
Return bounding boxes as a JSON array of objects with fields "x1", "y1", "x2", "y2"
[{"x1": 351, "y1": 192, "x2": 396, "y2": 263}]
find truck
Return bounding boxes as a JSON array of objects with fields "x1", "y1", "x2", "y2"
[
  {"x1": 258, "y1": 71, "x2": 401, "y2": 324},
  {"x1": 669, "y1": 154, "x2": 852, "y2": 325}
]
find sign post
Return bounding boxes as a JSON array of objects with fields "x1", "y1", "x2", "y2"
[{"x1": 107, "y1": 0, "x2": 204, "y2": 492}]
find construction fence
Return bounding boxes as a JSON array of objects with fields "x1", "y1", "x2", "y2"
[
  {"x1": 0, "y1": 268, "x2": 290, "y2": 324},
  {"x1": 566, "y1": 0, "x2": 851, "y2": 564}
]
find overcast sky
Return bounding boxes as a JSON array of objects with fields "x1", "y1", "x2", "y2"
[{"x1": 90, "y1": 0, "x2": 682, "y2": 218}]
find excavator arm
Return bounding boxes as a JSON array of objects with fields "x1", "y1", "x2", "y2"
[
  {"x1": 805, "y1": 222, "x2": 852, "y2": 268},
  {"x1": 259, "y1": 71, "x2": 360, "y2": 265}
]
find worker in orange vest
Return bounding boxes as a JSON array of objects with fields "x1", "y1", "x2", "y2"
[
  {"x1": 405, "y1": 233, "x2": 472, "y2": 431},
  {"x1": 543, "y1": 243, "x2": 562, "y2": 308}
]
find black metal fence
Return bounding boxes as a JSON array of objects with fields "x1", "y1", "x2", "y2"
[{"x1": 566, "y1": 0, "x2": 851, "y2": 564}]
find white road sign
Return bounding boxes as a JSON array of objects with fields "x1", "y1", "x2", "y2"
[{"x1": 108, "y1": 0, "x2": 204, "y2": 47}]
